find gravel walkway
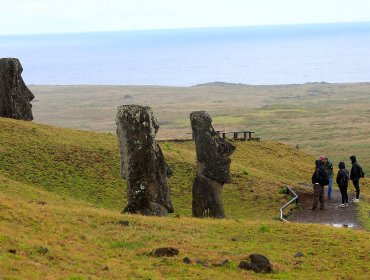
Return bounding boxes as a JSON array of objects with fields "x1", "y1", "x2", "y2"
[{"x1": 288, "y1": 185, "x2": 361, "y2": 228}]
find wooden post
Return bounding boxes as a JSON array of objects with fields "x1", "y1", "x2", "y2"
[{"x1": 243, "y1": 132, "x2": 248, "y2": 140}]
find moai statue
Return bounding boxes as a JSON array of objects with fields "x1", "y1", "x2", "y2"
[
  {"x1": 0, "y1": 58, "x2": 34, "y2": 120},
  {"x1": 190, "y1": 111, "x2": 236, "y2": 218},
  {"x1": 116, "y1": 105, "x2": 174, "y2": 216}
]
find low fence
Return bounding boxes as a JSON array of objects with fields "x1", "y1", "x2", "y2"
[{"x1": 280, "y1": 186, "x2": 299, "y2": 222}]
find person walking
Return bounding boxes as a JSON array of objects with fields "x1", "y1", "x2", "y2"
[
  {"x1": 320, "y1": 156, "x2": 333, "y2": 199},
  {"x1": 336, "y1": 162, "x2": 349, "y2": 207},
  {"x1": 349, "y1": 155, "x2": 365, "y2": 202},
  {"x1": 311, "y1": 159, "x2": 327, "y2": 210}
]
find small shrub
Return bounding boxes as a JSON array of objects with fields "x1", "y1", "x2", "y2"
[
  {"x1": 163, "y1": 142, "x2": 173, "y2": 151},
  {"x1": 36, "y1": 246, "x2": 49, "y2": 255},
  {"x1": 259, "y1": 224, "x2": 270, "y2": 233},
  {"x1": 0, "y1": 235, "x2": 7, "y2": 244},
  {"x1": 241, "y1": 168, "x2": 249, "y2": 176},
  {"x1": 279, "y1": 187, "x2": 288, "y2": 194},
  {"x1": 69, "y1": 275, "x2": 85, "y2": 280}
]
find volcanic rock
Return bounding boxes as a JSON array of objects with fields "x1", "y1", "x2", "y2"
[
  {"x1": 0, "y1": 58, "x2": 34, "y2": 120},
  {"x1": 116, "y1": 105, "x2": 174, "y2": 216},
  {"x1": 190, "y1": 111, "x2": 235, "y2": 218}
]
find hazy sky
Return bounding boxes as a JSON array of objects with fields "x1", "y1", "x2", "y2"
[{"x1": 1, "y1": 0, "x2": 370, "y2": 35}]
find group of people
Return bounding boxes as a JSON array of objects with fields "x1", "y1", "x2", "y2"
[{"x1": 311, "y1": 155, "x2": 365, "y2": 210}]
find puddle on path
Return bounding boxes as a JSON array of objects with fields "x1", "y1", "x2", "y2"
[{"x1": 330, "y1": 223, "x2": 356, "y2": 228}]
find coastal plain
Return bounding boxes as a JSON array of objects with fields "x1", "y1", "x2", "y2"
[{"x1": 30, "y1": 82, "x2": 370, "y2": 173}]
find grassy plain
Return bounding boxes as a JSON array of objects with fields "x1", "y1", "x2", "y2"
[
  {"x1": 0, "y1": 118, "x2": 369, "y2": 279},
  {"x1": 30, "y1": 82, "x2": 370, "y2": 173}
]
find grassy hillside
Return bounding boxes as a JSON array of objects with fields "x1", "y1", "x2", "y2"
[
  {"x1": 0, "y1": 117, "x2": 314, "y2": 219},
  {"x1": 1, "y1": 177, "x2": 369, "y2": 280},
  {"x1": 1, "y1": 118, "x2": 369, "y2": 279}
]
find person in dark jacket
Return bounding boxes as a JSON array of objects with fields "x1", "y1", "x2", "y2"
[
  {"x1": 320, "y1": 156, "x2": 334, "y2": 199},
  {"x1": 349, "y1": 155, "x2": 365, "y2": 202},
  {"x1": 311, "y1": 160, "x2": 325, "y2": 210},
  {"x1": 336, "y1": 162, "x2": 349, "y2": 207}
]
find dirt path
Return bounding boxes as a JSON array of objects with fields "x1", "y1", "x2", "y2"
[{"x1": 288, "y1": 186, "x2": 361, "y2": 228}]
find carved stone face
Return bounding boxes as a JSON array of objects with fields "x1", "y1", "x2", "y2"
[
  {"x1": 190, "y1": 111, "x2": 236, "y2": 183},
  {"x1": 0, "y1": 58, "x2": 34, "y2": 120}
]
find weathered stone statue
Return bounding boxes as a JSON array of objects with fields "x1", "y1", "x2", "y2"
[
  {"x1": 116, "y1": 105, "x2": 174, "y2": 216},
  {"x1": 190, "y1": 111, "x2": 235, "y2": 218},
  {"x1": 0, "y1": 58, "x2": 34, "y2": 120}
]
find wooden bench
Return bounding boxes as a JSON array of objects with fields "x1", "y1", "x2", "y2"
[
  {"x1": 230, "y1": 131, "x2": 256, "y2": 141},
  {"x1": 188, "y1": 130, "x2": 259, "y2": 141}
]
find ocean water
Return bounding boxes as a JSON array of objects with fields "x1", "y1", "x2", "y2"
[{"x1": 1, "y1": 22, "x2": 370, "y2": 86}]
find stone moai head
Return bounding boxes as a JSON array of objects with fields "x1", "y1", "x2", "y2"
[
  {"x1": 116, "y1": 105, "x2": 159, "y2": 179},
  {"x1": 190, "y1": 111, "x2": 235, "y2": 183},
  {"x1": 116, "y1": 104, "x2": 174, "y2": 216},
  {"x1": 0, "y1": 58, "x2": 34, "y2": 120}
]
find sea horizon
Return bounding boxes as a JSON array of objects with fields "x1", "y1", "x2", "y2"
[
  {"x1": 1, "y1": 21, "x2": 370, "y2": 86},
  {"x1": 1, "y1": 21, "x2": 370, "y2": 37}
]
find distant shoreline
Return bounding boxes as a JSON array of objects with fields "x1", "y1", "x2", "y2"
[
  {"x1": 27, "y1": 81, "x2": 370, "y2": 88},
  {"x1": 2, "y1": 20, "x2": 370, "y2": 37}
]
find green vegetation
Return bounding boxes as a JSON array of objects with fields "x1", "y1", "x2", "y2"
[
  {"x1": 0, "y1": 118, "x2": 125, "y2": 209},
  {"x1": 0, "y1": 117, "x2": 314, "y2": 218},
  {"x1": 0, "y1": 118, "x2": 369, "y2": 279}
]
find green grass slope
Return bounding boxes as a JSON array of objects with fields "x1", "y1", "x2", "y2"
[
  {"x1": 1, "y1": 178, "x2": 369, "y2": 280},
  {"x1": 0, "y1": 117, "x2": 314, "y2": 219},
  {"x1": 0, "y1": 118, "x2": 125, "y2": 209},
  {"x1": 1, "y1": 118, "x2": 369, "y2": 279}
]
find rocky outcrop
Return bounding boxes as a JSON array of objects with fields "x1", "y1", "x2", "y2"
[
  {"x1": 116, "y1": 105, "x2": 174, "y2": 216},
  {"x1": 190, "y1": 111, "x2": 235, "y2": 218},
  {"x1": 153, "y1": 247, "x2": 179, "y2": 257},
  {"x1": 0, "y1": 58, "x2": 34, "y2": 120},
  {"x1": 238, "y1": 254, "x2": 273, "y2": 273}
]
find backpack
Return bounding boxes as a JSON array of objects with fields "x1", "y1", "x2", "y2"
[
  {"x1": 359, "y1": 165, "x2": 365, "y2": 178},
  {"x1": 339, "y1": 169, "x2": 349, "y2": 186},
  {"x1": 355, "y1": 163, "x2": 365, "y2": 179},
  {"x1": 320, "y1": 167, "x2": 329, "y2": 186}
]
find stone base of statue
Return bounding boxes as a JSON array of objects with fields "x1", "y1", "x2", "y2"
[{"x1": 192, "y1": 174, "x2": 225, "y2": 218}]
